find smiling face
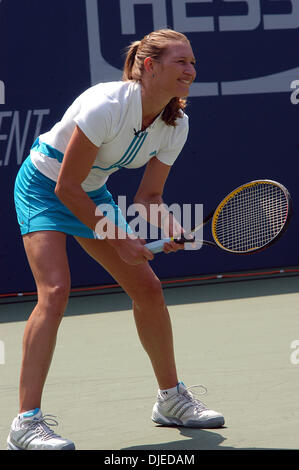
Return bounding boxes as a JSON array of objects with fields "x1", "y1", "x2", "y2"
[{"x1": 151, "y1": 41, "x2": 197, "y2": 99}]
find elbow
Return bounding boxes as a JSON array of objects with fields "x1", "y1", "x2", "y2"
[
  {"x1": 134, "y1": 192, "x2": 162, "y2": 206},
  {"x1": 134, "y1": 188, "x2": 154, "y2": 204},
  {"x1": 134, "y1": 194, "x2": 150, "y2": 206},
  {"x1": 55, "y1": 180, "x2": 82, "y2": 205},
  {"x1": 55, "y1": 181, "x2": 70, "y2": 202},
  {"x1": 54, "y1": 182, "x2": 63, "y2": 199},
  {"x1": 133, "y1": 189, "x2": 144, "y2": 204}
]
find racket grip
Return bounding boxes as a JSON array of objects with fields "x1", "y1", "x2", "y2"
[{"x1": 145, "y1": 238, "x2": 171, "y2": 254}]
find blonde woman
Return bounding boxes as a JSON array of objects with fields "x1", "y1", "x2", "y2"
[{"x1": 9, "y1": 29, "x2": 224, "y2": 450}]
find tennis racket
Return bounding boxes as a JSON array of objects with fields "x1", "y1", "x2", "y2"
[{"x1": 145, "y1": 180, "x2": 292, "y2": 255}]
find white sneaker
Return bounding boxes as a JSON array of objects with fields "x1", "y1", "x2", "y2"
[
  {"x1": 7, "y1": 408, "x2": 75, "y2": 450},
  {"x1": 152, "y1": 382, "x2": 225, "y2": 428}
]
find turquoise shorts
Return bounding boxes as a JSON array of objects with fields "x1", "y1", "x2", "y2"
[{"x1": 14, "y1": 156, "x2": 131, "y2": 238}]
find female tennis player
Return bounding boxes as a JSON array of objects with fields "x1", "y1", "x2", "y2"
[{"x1": 8, "y1": 29, "x2": 224, "y2": 450}]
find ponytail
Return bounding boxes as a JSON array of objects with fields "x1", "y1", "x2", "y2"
[{"x1": 122, "y1": 41, "x2": 141, "y2": 81}]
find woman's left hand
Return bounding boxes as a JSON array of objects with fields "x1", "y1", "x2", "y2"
[{"x1": 162, "y1": 239, "x2": 185, "y2": 253}]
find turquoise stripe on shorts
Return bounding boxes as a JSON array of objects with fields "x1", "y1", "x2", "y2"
[{"x1": 14, "y1": 156, "x2": 132, "y2": 238}]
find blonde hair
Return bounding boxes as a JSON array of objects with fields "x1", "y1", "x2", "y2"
[{"x1": 123, "y1": 29, "x2": 190, "y2": 127}]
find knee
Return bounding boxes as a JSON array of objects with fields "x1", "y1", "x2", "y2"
[
  {"x1": 133, "y1": 275, "x2": 165, "y2": 310},
  {"x1": 38, "y1": 282, "x2": 70, "y2": 317},
  {"x1": 49, "y1": 283, "x2": 70, "y2": 304}
]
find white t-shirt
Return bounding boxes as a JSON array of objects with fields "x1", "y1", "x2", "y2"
[{"x1": 30, "y1": 80, "x2": 189, "y2": 192}]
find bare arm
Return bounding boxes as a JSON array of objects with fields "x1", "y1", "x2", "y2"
[
  {"x1": 55, "y1": 126, "x2": 101, "y2": 230},
  {"x1": 134, "y1": 157, "x2": 184, "y2": 252}
]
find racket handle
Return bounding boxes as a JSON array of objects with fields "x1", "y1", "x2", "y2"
[{"x1": 145, "y1": 238, "x2": 171, "y2": 254}]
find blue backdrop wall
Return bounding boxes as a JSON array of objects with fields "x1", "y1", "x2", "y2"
[{"x1": 0, "y1": 0, "x2": 298, "y2": 294}]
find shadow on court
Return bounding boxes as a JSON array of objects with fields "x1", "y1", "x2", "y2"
[
  {"x1": 122, "y1": 427, "x2": 295, "y2": 451},
  {"x1": 122, "y1": 427, "x2": 229, "y2": 450},
  {"x1": 1, "y1": 274, "x2": 298, "y2": 324}
]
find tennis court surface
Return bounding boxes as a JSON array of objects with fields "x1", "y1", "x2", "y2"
[{"x1": 1, "y1": 270, "x2": 299, "y2": 451}]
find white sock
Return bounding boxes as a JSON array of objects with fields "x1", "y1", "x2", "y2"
[
  {"x1": 159, "y1": 383, "x2": 180, "y2": 398},
  {"x1": 18, "y1": 408, "x2": 39, "y2": 419}
]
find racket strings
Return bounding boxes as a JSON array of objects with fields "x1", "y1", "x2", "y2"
[{"x1": 214, "y1": 184, "x2": 289, "y2": 253}]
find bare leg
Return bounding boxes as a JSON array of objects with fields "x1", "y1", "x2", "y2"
[
  {"x1": 75, "y1": 237, "x2": 178, "y2": 390},
  {"x1": 132, "y1": 300, "x2": 178, "y2": 390},
  {"x1": 20, "y1": 231, "x2": 70, "y2": 413}
]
